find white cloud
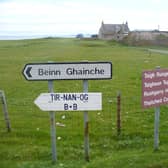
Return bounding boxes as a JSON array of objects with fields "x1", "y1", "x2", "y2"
[{"x1": 0, "y1": 0, "x2": 168, "y2": 36}]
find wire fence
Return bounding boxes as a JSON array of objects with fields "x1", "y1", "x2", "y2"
[
  {"x1": 1, "y1": 92, "x2": 168, "y2": 160},
  {"x1": 1, "y1": 92, "x2": 168, "y2": 139},
  {"x1": 0, "y1": 93, "x2": 149, "y2": 135}
]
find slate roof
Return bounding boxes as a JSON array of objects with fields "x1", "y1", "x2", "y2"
[{"x1": 100, "y1": 23, "x2": 129, "y2": 35}]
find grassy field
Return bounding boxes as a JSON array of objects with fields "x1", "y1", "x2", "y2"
[{"x1": 0, "y1": 38, "x2": 168, "y2": 168}]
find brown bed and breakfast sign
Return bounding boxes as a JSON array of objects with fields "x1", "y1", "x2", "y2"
[{"x1": 142, "y1": 69, "x2": 168, "y2": 108}]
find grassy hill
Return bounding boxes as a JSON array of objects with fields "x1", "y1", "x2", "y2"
[{"x1": 0, "y1": 38, "x2": 168, "y2": 168}]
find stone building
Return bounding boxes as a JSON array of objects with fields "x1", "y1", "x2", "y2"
[{"x1": 98, "y1": 21, "x2": 129, "y2": 40}]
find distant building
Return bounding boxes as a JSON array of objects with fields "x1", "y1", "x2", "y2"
[
  {"x1": 91, "y1": 34, "x2": 98, "y2": 39},
  {"x1": 98, "y1": 21, "x2": 129, "y2": 40},
  {"x1": 76, "y1": 33, "x2": 84, "y2": 39}
]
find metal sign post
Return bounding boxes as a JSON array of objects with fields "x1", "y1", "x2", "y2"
[
  {"x1": 154, "y1": 106, "x2": 160, "y2": 150},
  {"x1": 141, "y1": 66, "x2": 168, "y2": 150},
  {"x1": 83, "y1": 80, "x2": 89, "y2": 161},
  {"x1": 48, "y1": 80, "x2": 57, "y2": 162},
  {"x1": 23, "y1": 61, "x2": 112, "y2": 162},
  {"x1": 154, "y1": 66, "x2": 160, "y2": 151}
]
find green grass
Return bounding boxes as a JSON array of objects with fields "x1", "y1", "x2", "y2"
[{"x1": 0, "y1": 38, "x2": 168, "y2": 168}]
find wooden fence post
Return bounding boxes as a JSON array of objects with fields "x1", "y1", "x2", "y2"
[{"x1": 0, "y1": 90, "x2": 11, "y2": 132}]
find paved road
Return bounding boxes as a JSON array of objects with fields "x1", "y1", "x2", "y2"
[{"x1": 148, "y1": 49, "x2": 168, "y2": 54}]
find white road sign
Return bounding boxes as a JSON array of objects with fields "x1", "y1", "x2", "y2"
[
  {"x1": 23, "y1": 62, "x2": 112, "y2": 81},
  {"x1": 34, "y1": 93, "x2": 102, "y2": 111}
]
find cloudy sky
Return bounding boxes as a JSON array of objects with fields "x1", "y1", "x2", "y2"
[{"x1": 0, "y1": 0, "x2": 168, "y2": 38}]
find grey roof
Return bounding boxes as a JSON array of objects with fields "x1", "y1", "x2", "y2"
[{"x1": 100, "y1": 24, "x2": 129, "y2": 34}]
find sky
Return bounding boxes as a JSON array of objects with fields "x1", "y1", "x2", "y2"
[{"x1": 0, "y1": 0, "x2": 168, "y2": 38}]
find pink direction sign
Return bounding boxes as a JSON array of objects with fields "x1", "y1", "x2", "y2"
[{"x1": 142, "y1": 69, "x2": 168, "y2": 108}]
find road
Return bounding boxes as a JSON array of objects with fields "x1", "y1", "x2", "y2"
[{"x1": 148, "y1": 49, "x2": 168, "y2": 54}]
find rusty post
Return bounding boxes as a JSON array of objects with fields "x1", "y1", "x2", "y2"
[
  {"x1": 83, "y1": 79, "x2": 89, "y2": 161},
  {"x1": 117, "y1": 91, "x2": 121, "y2": 136}
]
